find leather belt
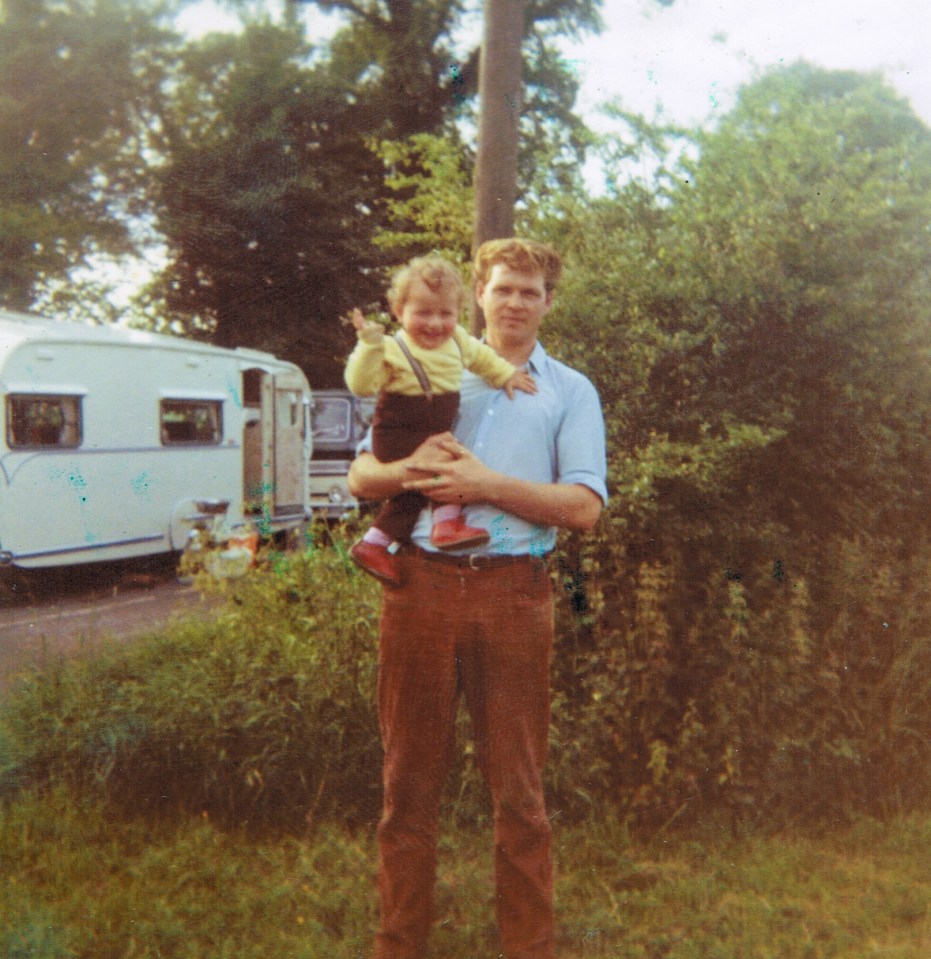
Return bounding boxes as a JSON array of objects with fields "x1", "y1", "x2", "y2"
[{"x1": 408, "y1": 545, "x2": 547, "y2": 570}]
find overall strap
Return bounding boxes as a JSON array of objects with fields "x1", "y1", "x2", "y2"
[{"x1": 394, "y1": 334, "x2": 433, "y2": 399}]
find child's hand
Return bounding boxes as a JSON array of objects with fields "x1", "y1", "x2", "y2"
[
  {"x1": 504, "y1": 369, "x2": 537, "y2": 399},
  {"x1": 351, "y1": 308, "x2": 384, "y2": 342}
]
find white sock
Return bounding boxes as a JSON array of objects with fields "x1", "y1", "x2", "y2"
[
  {"x1": 433, "y1": 504, "x2": 461, "y2": 524},
  {"x1": 363, "y1": 527, "x2": 393, "y2": 548}
]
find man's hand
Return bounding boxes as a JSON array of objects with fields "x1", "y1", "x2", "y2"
[
  {"x1": 348, "y1": 432, "x2": 604, "y2": 533},
  {"x1": 404, "y1": 434, "x2": 490, "y2": 505},
  {"x1": 348, "y1": 432, "x2": 465, "y2": 502}
]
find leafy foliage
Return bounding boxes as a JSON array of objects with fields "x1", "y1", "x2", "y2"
[
  {"x1": 543, "y1": 64, "x2": 931, "y2": 828},
  {"x1": 0, "y1": 0, "x2": 164, "y2": 309},
  {"x1": 2, "y1": 0, "x2": 603, "y2": 382},
  {"x1": 1, "y1": 531, "x2": 383, "y2": 830},
  {"x1": 373, "y1": 133, "x2": 475, "y2": 261},
  {"x1": 150, "y1": 17, "x2": 394, "y2": 383}
]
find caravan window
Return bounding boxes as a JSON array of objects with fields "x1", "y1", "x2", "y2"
[
  {"x1": 7, "y1": 393, "x2": 83, "y2": 448},
  {"x1": 160, "y1": 399, "x2": 222, "y2": 445}
]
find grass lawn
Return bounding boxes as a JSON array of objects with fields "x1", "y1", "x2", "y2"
[{"x1": 2, "y1": 787, "x2": 929, "y2": 958}]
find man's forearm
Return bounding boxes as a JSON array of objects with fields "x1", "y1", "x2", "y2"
[
  {"x1": 347, "y1": 451, "x2": 408, "y2": 501},
  {"x1": 479, "y1": 473, "x2": 603, "y2": 533},
  {"x1": 350, "y1": 441, "x2": 604, "y2": 533},
  {"x1": 402, "y1": 450, "x2": 603, "y2": 533}
]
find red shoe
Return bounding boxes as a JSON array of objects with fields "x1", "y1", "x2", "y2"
[
  {"x1": 350, "y1": 540, "x2": 402, "y2": 586},
  {"x1": 430, "y1": 518, "x2": 491, "y2": 551}
]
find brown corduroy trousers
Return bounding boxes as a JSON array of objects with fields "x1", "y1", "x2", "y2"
[{"x1": 373, "y1": 550, "x2": 555, "y2": 959}]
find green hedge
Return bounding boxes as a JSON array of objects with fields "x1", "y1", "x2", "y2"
[
  {"x1": 0, "y1": 532, "x2": 382, "y2": 831},
  {"x1": 3, "y1": 526, "x2": 931, "y2": 833}
]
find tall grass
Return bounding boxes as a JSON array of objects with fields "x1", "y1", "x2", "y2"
[
  {"x1": 4, "y1": 525, "x2": 931, "y2": 836},
  {"x1": 2, "y1": 527, "x2": 931, "y2": 954},
  {"x1": 0, "y1": 528, "x2": 383, "y2": 830}
]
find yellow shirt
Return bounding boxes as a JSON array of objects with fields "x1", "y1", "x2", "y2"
[{"x1": 344, "y1": 326, "x2": 517, "y2": 397}]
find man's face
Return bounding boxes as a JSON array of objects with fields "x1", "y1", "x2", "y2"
[{"x1": 476, "y1": 263, "x2": 553, "y2": 356}]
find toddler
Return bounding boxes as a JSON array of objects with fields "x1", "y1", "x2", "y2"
[{"x1": 345, "y1": 255, "x2": 536, "y2": 585}]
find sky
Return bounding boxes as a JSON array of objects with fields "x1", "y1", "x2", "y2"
[
  {"x1": 136, "y1": 0, "x2": 927, "y2": 302},
  {"x1": 179, "y1": 0, "x2": 930, "y2": 132},
  {"x1": 567, "y1": 0, "x2": 930, "y2": 131}
]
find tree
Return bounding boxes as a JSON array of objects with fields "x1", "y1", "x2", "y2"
[
  {"x1": 659, "y1": 64, "x2": 931, "y2": 556},
  {"x1": 1, "y1": 0, "x2": 604, "y2": 375},
  {"x1": 150, "y1": 18, "x2": 392, "y2": 384},
  {"x1": 0, "y1": 0, "x2": 165, "y2": 311},
  {"x1": 473, "y1": 0, "x2": 524, "y2": 260},
  {"x1": 545, "y1": 63, "x2": 931, "y2": 825},
  {"x1": 149, "y1": 0, "x2": 602, "y2": 384}
]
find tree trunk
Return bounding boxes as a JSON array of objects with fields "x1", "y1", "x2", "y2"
[{"x1": 471, "y1": 0, "x2": 523, "y2": 333}]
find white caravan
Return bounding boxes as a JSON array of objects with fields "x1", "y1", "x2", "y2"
[{"x1": 0, "y1": 309, "x2": 312, "y2": 571}]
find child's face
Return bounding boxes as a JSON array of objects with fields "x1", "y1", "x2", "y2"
[{"x1": 395, "y1": 279, "x2": 460, "y2": 350}]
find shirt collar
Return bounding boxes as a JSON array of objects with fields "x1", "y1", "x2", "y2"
[
  {"x1": 478, "y1": 335, "x2": 548, "y2": 374},
  {"x1": 526, "y1": 340, "x2": 548, "y2": 375}
]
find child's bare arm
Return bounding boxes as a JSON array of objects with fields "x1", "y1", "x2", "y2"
[{"x1": 503, "y1": 369, "x2": 538, "y2": 400}]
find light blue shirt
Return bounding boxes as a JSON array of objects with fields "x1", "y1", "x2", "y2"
[{"x1": 362, "y1": 340, "x2": 608, "y2": 557}]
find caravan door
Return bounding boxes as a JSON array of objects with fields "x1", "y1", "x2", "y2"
[
  {"x1": 242, "y1": 367, "x2": 309, "y2": 530},
  {"x1": 265, "y1": 370, "x2": 308, "y2": 518}
]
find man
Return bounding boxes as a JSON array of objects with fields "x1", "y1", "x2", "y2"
[{"x1": 348, "y1": 238, "x2": 608, "y2": 959}]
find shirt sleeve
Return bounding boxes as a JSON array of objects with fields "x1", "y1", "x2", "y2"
[{"x1": 556, "y1": 373, "x2": 609, "y2": 504}]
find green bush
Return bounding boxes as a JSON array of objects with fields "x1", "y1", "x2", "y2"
[
  {"x1": 535, "y1": 66, "x2": 931, "y2": 831},
  {"x1": 545, "y1": 524, "x2": 931, "y2": 830},
  {"x1": 4, "y1": 518, "x2": 931, "y2": 834},
  {"x1": 0, "y1": 527, "x2": 382, "y2": 830}
]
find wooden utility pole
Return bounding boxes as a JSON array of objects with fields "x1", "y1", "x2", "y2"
[{"x1": 471, "y1": 0, "x2": 523, "y2": 333}]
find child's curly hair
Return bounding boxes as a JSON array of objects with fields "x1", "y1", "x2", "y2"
[{"x1": 387, "y1": 256, "x2": 465, "y2": 316}]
